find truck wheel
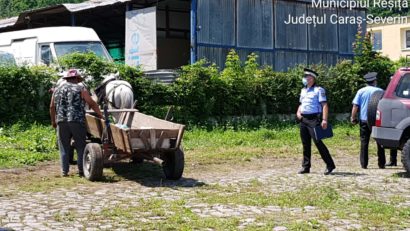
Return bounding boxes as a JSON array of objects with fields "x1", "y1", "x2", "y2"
[
  {"x1": 402, "y1": 140, "x2": 410, "y2": 172},
  {"x1": 83, "y1": 143, "x2": 104, "y2": 181},
  {"x1": 162, "y1": 147, "x2": 184, "y2": 180},
  {"x1": 367, "y1": 90, "x2": 384, "y2": 128}
]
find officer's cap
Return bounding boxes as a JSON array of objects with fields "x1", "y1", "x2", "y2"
[
  {"x1": 364, "y1": 72, "x2": 377, "y2": 82},
  {"x1": 304, "y1": 68, "x2": 318, "y2": 78}
]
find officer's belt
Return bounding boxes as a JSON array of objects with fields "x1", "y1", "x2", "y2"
[{"x1": 301, "y1": 113, "x2": 321, "y2": 119}]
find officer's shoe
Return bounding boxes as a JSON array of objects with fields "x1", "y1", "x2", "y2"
[
  {"x1": 298, "y1": 168, "x2": 310, "y2": 174},
  {"x1": 378, "y1": 164, "x2": 385, "y2": 169},
  {"x1": 324, "y1": 167, "x2": 335, "y2": 175},
  {"x1": 385, "y1": 161, "x2": 397, "y2": 167}
]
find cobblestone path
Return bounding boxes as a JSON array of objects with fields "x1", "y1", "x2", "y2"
[{"x1": 0, "y1": 155, "x2": 409, "y2": 230}]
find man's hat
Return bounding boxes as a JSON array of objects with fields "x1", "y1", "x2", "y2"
[
  {"x1": 304, "y1": 68, "x2": 318, "y2": 78},
  {"x1": 63, "y1": 69, "x2": 83, "y2": 79},
  {"x1": 364, "y1": 72, "x2": 377, "y2": 82}
]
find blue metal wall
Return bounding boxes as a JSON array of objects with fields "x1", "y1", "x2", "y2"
[{"x1": 192, "y1": 0, "x2": 365, "y2": 71}]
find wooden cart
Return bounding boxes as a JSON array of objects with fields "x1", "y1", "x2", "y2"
[{"x1": 84, "y1": 109, "x2": 185, "y2": 181}]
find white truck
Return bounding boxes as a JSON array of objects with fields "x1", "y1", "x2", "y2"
[{"x1": 0, "y1": 26, "x2": 112, "y2": 66}]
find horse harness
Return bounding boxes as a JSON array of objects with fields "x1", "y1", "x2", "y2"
[{"x1": 95, "y1": 79, "x2": 132, "y2": 109}]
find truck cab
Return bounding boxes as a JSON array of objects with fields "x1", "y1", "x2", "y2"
[{"x1": 0, "y1": 26, "x2": 112, "y2": 66}]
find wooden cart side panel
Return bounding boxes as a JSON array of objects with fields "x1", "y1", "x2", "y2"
[
  {"x1": 128, "y1": 112, "x2": 184, "y2": 130},
  {"x1": 85, "y1": 114, "x2": 104, "y2": 138},
  {"x1": 128, "y1": 129, "x2": 179, "y2": 139},
  {"x1": 123, "y1": 130, "x2": 132, "y2": 154},
  {"x1": 175, "y1": 125, "x2": 185, "y2": 149},
  {"x1": 109, "y1": 124, "x2": 127, "y2": 152},
  {"x1": 128, "y1": 129, "x2": 180, "y2": 150}
]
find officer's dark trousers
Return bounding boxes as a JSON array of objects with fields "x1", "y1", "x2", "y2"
[
  {"x1": 300, "y1": 116, "x2": 335, "y2": 170},
  {"x1": 389, "y1": 149, "x2": 398, "y2": 164},
  {"x1": 57, "y1": 122, "x2": 87, "y2": 174},
  {"x1": 359, "y1": 121, "x2": 385, "y2": 168}
]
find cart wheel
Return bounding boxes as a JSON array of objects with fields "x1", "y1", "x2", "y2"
[
  {"x1": 162, "y1": 147, "x2": 184, "y2": 180},
  {"x1": 83, "y1": 143, "x2": 104, "y2": 181}
]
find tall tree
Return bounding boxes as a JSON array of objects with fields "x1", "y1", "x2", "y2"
[{"x1": 0, "y1": 0, "x2": 87, "y2": 19}]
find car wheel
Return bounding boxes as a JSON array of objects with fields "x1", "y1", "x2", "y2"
[
  {"x1": 367, "y1": 90, "x2": 384, "y2": 128},
  {"x1": 402, "y1": 139, "x2": 410, "y2": 172}
]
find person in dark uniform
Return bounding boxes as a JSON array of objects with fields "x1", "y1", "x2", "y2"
[
  {"x1": 386, "y1": 150, "x2": 398, "y2": 166},
  {"x1": 351, "y1": 72, "x2": 386, "y2": 169},
  {"x1": 296, "y1": 68, "x2": 336, "y2": 175}
]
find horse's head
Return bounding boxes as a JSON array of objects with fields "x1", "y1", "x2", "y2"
[{"x1": 102, "y1": 72, "x2": 120, "y2": 84}]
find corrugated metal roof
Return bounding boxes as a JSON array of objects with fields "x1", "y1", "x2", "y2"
[
  {"x1": 0, "y1": 0, "x2": 132, "y2": 29},
  {"x1": 0, "y1": 0, "x2": 317, "y2": 30},
  {"x1": 62, "y1": 0, "x2": 131, "y2": 12},
  {"x1": 0, "y1": 17, "x2": 18, "y2": 28}
]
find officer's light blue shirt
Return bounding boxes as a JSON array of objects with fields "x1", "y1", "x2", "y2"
[
  {"x1": 299, "y1": 85, "x2": 327, "y2": 114},
  {"x1": 352, "y1": 86, "x2": 383, "y2": 121}
]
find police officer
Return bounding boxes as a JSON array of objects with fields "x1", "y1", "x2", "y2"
[
  {"x1": 296, "y1": 68, "x2": 336, "y2": 175},
  {"x1": 351, "y1": 72, "x2": 386, "y2": 169},
  {"x1": 386, "y1": 149, "x2": 398, "y2": 166},
  {"x1": 50, "y1": 69, "x2": 103, "y2": 177}
]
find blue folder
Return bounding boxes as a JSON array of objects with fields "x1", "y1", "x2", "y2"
[{"x1": 314, "y1": 124, "x2": 333, "y2": 140}]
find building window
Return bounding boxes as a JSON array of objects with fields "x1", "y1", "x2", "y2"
[
  {"x1": 40, "y1": 45, "x2": 51, "y2": 66},
  {"x1": 406, "y1": 30, "x2": 410, "y2": 48},
  {"x1": 372, "y1": 31, "x2": 382, "y2": 51}
]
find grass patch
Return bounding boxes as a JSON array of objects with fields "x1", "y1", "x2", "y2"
[
  {"x1": 286, "y1": 219, "x2": 326, "y2": 231},
  {"x1": 0, "y1": 123, "x2": 58, "y2": 168},
  {"x1": 53, "y1": 210, "x2": 76, "y2": 222},
  {"x1": 195, "y1": 184, "x2": 341, "y2": 208},
  {"x1": 193, "y1": 181, "x2": 410, "y2": 229},
  {"x1": 348, "y1": 197, "x2": 410, "y2": 228},
  {"x1": 0, "y1": 122, "x2": 362, "y2": 169},
  {"x1": 17, "y1": 175, "x2": 90, "y2": 193},
  {"x1": 184, "y1": 123, "x2": 362, "y2": 165},
  {"x1": 95, "y1": 198, "x2": 241, "y2": 230}
]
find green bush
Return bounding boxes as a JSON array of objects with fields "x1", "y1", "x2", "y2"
[
  {"x1": 173, "y1": 59, "x2": 219, "y2": 123},
  {"x1": 353, "y1": 30, "x2": 396, "y2": 89},
  {"x1": 124, "y1": 70, "x2": 173, "y2": 118},
  {"x1": 0, "y1": 40, "x2": 403, "y2": 126},
  {"x1": 59, "y1": 52, "x2": 116, "y2": 88},
  {"x1": 0, "y1": 66, "x2": 56, "y2": 124}
]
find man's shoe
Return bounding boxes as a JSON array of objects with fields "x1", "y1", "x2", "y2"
[
  {"x1": 298, "y1": 168, "x2": 310, "y2": 174},
  {"x1": 378, "y1": 165, "x2": 385, "y2": 169},
  {"x1": 62, "y1": 172, "x2": 69, "y2": 177},
  {"x1": 324, "y1": 167, "x2": 335, "y2": 175},
  {"x1": 385, "y1": 162, "x2": 397, "y2": 167}
]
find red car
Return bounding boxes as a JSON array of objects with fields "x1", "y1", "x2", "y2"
[{"x1": 371, "y1": 66, "x2": 410, "y2": 172}]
